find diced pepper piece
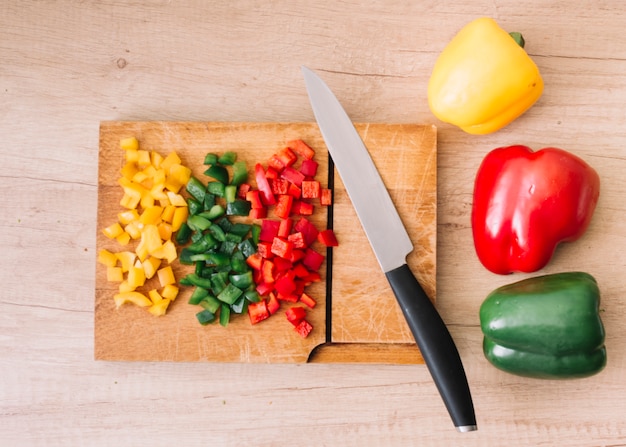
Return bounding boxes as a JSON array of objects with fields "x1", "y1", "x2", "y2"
[
  {"x1": 320, "y1": 188, "x2": 332, "y2": 206},
  {"x1": 157, "y1": 265, "x2": 176, "y2": 287},
  {"x1": 115, "y1": 251, "x2": 136, "y2": 272},
  {"x1": 287, "y1": 139, "x2": 315, "y2": 160},
  {"x1": 98, "y1": 249, "x2": 118, "y2": 267},
  {"x1": 204, "y1": 165, "x2": 229, "y2": 185},
  {"x1": 278, "y1": 218, "x2": 293, "y2": 238},
  {"x1": 127, "y1": 265, "x2": 146, "y2": 289},
  {"x1": 299, "y1": 159, "x2": 319, "y2": 177},
  {"x1": 186, "y1": 176, "x2": 207, "y2": 203},
  {"x1": 148, "y1": 289, "x2": 164, "y2": 304},
  {"x1": 280, "y1": 166, "x2": 305, "y2": 187},
  {"x1": 300, "y1": 292, "x2": 317, "y2": 309},
  {"x1": 203, "y1": 153, "x2": 219, "y2": 165},
  {"x1": 120, "y1": 136, "x2": 139, "y2": 151},
  {"x1": 317, "y1": 229, "x2": 339, "y2": 247},
  {"x1": 259, "y1": 219, "x2": 280, "y2": 242},
  {"x1": 287, "y1": 183, "x2": 301, "y2": 199},
  {"x1": 301, "y1": 180, "x2": 321, "y2": 199},
  {"x1": 271, "y1": 237, "x2": 293, "y2": 259},
  {"x1": 267, "y1": 292, "x2": 280, "y2": 315},
  {"x1": 226, "y1": 199, "x2": 252, "y2": 216},
  {"x1": 271, "y1": 178, "x2": 289, "y2": 195},
  {"x1": 231, "y1": 161, "x2": 248, "y2": 186},
  {"x1": 114, "y1": 291, "x2": 152, "y2": 308},
  {"x1": 254, "y1": 163, "x2": 276, "y2": 205},
  {"x1": 248, "y1": 300, "x2": 270, "y2": 324},
  {"x1": 295, "y1": 319, "x2": 313, "y2": 338},
  {"x1": 246, "y1": 253, "x2": 263, "y2": 270},
  {"x1": 196, "y1": 309, "x2": 216, "y2": 325},
  {"x1": 148, "y1": 298, "x2": 171, "y2": 317},
  {"x1": 274, "y1": 194, "x2": 293, "y2": 219},
  {"x1": 261, "y1": 259, "x2": 276, "y2": 284},
  {"x1": 285, "y1": 306, "x2": 307, "y2": 326},
  {"x1": 302, "y1": 248, "x2": 325, "y2": 271},
  {"x1": 107, "y1": 266, "x2": 124, "y2": 282},
  {"x1": 161, "y1": 284, "x2": 179, "y2": 301},
  {"x1": 102, "y1": 222, "x2": 124, "y2": 239},
  {"x1": 274, "y1": 272, "x2": 297, "y2": 296},
  {"x1": 218, "y1": 151, "x2": 237, "y2": 165},
  {"x1": 294, "y1": 217, "x2": 319, "y2": 246}
]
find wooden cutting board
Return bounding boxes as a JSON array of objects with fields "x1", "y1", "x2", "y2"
[{"x1": 95, "y1": 121, "x2": 436, "y2": 364}]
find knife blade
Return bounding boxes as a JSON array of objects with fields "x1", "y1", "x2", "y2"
[{"x1": 302, "y1": 66, "x2": 477, "y2": 432}]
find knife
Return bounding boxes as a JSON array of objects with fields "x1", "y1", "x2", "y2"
[{"x1": 302, "y1": 66, "x2": 477, "y2": 432}]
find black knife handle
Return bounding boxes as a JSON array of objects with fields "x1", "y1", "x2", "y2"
[{"x1": 386, "y1": 263, "x2": 477, "y2": 432}]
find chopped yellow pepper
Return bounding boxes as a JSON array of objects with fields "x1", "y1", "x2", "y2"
[
  {"x1": 98, "y1": 249, "x2": 118, "y2": 267},
  {"x1": 428, "y1": 17, "x2": 544, "y2": 135},
  {"x1": 148, "y1": 298, "x2": 171, "y2": 316},
  {"x1": 114, "y1": 291, "x2": 152, "y2": 308},
  {"x1": 99, "y1": 137, "x2": 191, "y2": 316}
]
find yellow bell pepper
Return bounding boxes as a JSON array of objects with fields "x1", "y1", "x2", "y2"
[{"x1": 427, "y1": 17, "x2": 544, "y2": 135}]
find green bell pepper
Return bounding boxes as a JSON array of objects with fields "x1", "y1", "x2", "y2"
[{"x1": 479, "y1": 272, "x2": 607, "y2": 379}]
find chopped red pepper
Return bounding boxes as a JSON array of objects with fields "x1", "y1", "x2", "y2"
[
  {"x1": 254, "y1": 163, "x2": 276, "y2": 205},
  {"x1": 259, "y1": 219, "x2": 280, "y2": 242},
  {"x1": 273, "y1": 256, "x2": 293, "y2": 272},
  {"x1": 299, "y1": 159, "x2": 318, "y2": 177},
  {"x1": 246, "y1": 190, "x2": 264, "y2": 209},
  {"x1": 288, "y1": 139, "x2": 315, "y2": 160},
  {"x1": 246, "y1": 253, "x2": 263, "y2": 270},
  {"x1": 287, "y1": 231, "x2": 306, "y2": 249},
  {"x1": 256, "y1": 241, "x2": 273, "y2": 259},
  {"x1": 294, "y1": 319, "x2": 313, "y2": 338},
  {"x1": 292, "y1": 262, "x2": 310, "y2": 278},
  {"x1": 261, "y1": 259, "x2": 276, "y2": 284},
  {"x1": 256, "y1": 281, "x2": 273, "y2": 296},
  {"x1": 299, "y1": 292, "x2": 317, "y2": 309},
  {"x1": 276, "y1": 147, "x2": 297, "y2": 167},
  {"x1": 317, "y1": 229, "x2": 339, "y2": 247},
  {"x1": 288, "y1": 249, "x2": 305, "y2": 263},
  {"x1": 265, "y1": 166, "x2": 279, "y2": 180},
  {"x1": 248, "y1": 300, "x2": 269, "y2": 324},
  {"x1": 267, "y1": 292, "x2": 280, "y2": 315},
  {"x1": 271, "y1": 237, "x2": 294, "y2": 259},
  {"x1": 301, "y1": 180, "x2": 321, "y2": 199},
  {"x1": 237, "y1": 183, "x2": 251, "y2": 199},
  {"x1": 287, "y1": 183, "x2": 301, "y2": 199},
  {"x1": 277, "y1": 218, "x2": 293, "y2": 238},
  {"x1": 280, "y1": 166, "x2": 305, "y2": 187},
  {"x1": 274, "y1": 271, "x2": 297, "y2": 296},
  {"x1": 285, "y1": 306, "x2": 307, "y2": 326},
  {"x1": 320, "y1": 188, "x2": 332, "y2": 206},
  {"x1": 302, "y1": 248, "x2": 325, "y2": 271},
  {"x1": 274, "y1": 194, "x2": 293, "y2": 219},
  {"x1": 271, "y1": 178, "x2": 289, "y2": 195},
  {"x1": 268, "y1": 154, "x2": 285, "y2": 172},
  {"x1": 248, "y1": 207, "x2": 267, "y2": 220},
  {"x1": 294, "y1": 217, "x2": 318, "y2": 246}
]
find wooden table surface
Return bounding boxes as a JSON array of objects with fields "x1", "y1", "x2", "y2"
[{"x1": 3, "y1": 1, "x2": 626, "y2": 445}]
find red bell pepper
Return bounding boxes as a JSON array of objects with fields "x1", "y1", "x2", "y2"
[{"x1": 472, "y1": 145, "x2": 600, "y2": 274}]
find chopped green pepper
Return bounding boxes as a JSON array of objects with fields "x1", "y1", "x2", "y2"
[
  {"x1": 196, "y1": 309, "x2": 216, "y2": 325},
  {"x1": 204, "y1": 165, "x2": 229, "y2": 185},
  {"x1": 218, "y1": 151, "x2": 237, "y2": 165},
  {"x1": 186, "y1": 177, "x2": 206, "y2": 203}
]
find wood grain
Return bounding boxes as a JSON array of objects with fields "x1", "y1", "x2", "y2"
[
  {"x1": 4, "y1": 0, "x2": 626, "y2": 445},
  {"x1": 95, "y1": 122, "x2": 435, "y2": 363}
]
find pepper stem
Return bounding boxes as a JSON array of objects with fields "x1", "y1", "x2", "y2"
[{"x1": 509, "y1": 32, "x2": 526, "y2": 48}]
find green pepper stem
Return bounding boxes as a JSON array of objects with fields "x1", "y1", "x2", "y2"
[{"x1": 509, "y1": 32, "x2": 525, "y2": 48}]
